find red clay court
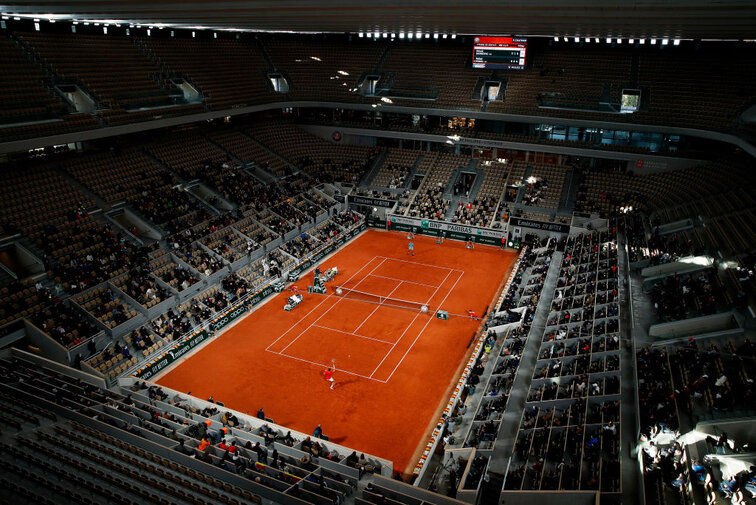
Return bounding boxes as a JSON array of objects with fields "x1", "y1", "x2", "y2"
[{"x1": 157, "y1": 229, "x2": 517, "y2": 474}]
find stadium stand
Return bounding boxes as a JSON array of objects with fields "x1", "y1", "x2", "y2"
[
  {"x1": 2, "y1": 14, "x2": 756, "y2": 505},
  {"x1": 136, "y1": 36, "x2": 275, "y2": 110},
  {"x1": 16, "y1": 31, "x2": 183, "y2": 112},
  {"x1": 0, "y1": 35, "x2": 66, "y2": 124}
]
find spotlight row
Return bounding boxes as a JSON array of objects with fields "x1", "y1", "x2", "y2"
[
  {"x1": 358, "y1": 31, "x2": 456, "y2": 40},
  {"x1": 554, "y1": 36, "x2": 682, "y2": 46}
]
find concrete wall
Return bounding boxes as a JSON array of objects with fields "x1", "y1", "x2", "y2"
[{"x1": 648, "y1": 312, "x2": 738, "y2": 339}]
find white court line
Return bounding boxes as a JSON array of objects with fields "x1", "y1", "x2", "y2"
[
  {"x1": 270, "y1": 350, "x2": 383, "y2": 382},
  {"x1": 381, "y1": 270, "x2": 465, "y2": 383},
  {"x1": 311, "y1": 324, "x2": 395, "y2": 345},
  {"x1": 265, "y1": 255, "x2": 380, "y2": 352},
  {"x1": 351, "y1": 280, "x2": 403, "y2": 333},
  {"x1": 368, "y1": 268, "x2": 454, "y2": 378},
  {"x1": 367, "y1": 274, "x2": 439, "y2": 289},
  {"x1": 377, "y1": 255, "x2": 464, "y2": 273},
  {"x1": 277, "y1": 258, "x2": 387, "y2": 355}
]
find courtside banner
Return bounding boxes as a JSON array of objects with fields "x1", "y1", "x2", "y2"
[
  {"x1": 385, "y1": 215, "x2": 505, "y2": 245},
  {"x1": 135, "y1": 329, "x2": 209, "y2": 380}
]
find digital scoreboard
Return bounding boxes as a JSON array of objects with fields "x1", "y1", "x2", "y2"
[{"x1": 472, "y1": 36, "x2": 527, "y2": 70}]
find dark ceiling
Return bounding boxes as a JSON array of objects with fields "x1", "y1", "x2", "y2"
[{"x1": 2, "y1": 0, "x2": 756, "y2": 40}]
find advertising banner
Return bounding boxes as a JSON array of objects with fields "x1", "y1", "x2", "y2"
[
  {"x1": 508, "y1": 217, "x2": 571, "y2": 234},
  {"x1": 382, "y1": 215, "x2": 506, "y2": 246}
]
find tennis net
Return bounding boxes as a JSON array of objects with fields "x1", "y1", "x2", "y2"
[{"x1": 333, "y1": 286, "x2": 434, "y2": 314}]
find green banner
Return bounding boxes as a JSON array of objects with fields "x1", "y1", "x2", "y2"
[
  {"x1": 379, "y1": 216, "x2": 505, "y2": 246},
  {"x1": 135, "y1": 329, "x2": 209, "y2": 380}
]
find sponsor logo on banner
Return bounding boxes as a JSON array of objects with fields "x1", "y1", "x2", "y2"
[
  {"x1": 388, "y1": 215, "x2": 504, "y2": 239},
  {"x1": 508, "y1": 217, "x2": 571, "y2": 233},
  {"x1": 347, "y1": 195, "x2": 395, "y2": 208}
]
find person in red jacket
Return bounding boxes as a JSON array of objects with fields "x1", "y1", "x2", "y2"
[{"x1": 324, "y1": 364, "x2": 336, "y2": 390}]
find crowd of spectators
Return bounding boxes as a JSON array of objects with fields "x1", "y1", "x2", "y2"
[
  {"x1": 407, "y1": 187, "x2": 449, "y2": 220},
  {"x1": 312, "y1": 220, "x2": 343, "y2": 242},
  {"x1": 650, "y1": 269, "x2": 721, "y2": 321},
  {"x1": 30, "y1": 294, "x2": 100, "y2": 348},
  {"x1": 451, "y1": 197, "x2": 498, "y2": 228},
  {"x1": 183, "y1": 246, "x2": 225, "y2": 277},
  {"x1": 522, "y1": 177, "x2": 548, "y2": 206},
  {"x1": 281, "y1": 234, "x2": 319, "y2": 259},
  {"x1": 331, "y1": 209, "x2": 362, "y2": 229},
  {"x1": 222, "y1": 273, "x2": 250, "y2": 300}
]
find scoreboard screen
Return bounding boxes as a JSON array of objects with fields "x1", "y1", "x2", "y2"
[{"x1": 472, "y1": 36, "x2": 527, "y2": 70}]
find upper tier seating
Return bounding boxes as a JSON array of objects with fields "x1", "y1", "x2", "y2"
[
  {"x1": 246, "y1": 123, "x2": 375, "y2": 183},
  {"x1": 264, "y1": 39, "x2": 385, "y2": 103},
  {"x1": 17, "y1": 32, "x2": 176, "y2": 110},
  {"x1": 137, "y1": 37, "x2": 276, "y2": 110},
  {"x1": 0, "y1": 35, "x2": 66, "y2": 124}
]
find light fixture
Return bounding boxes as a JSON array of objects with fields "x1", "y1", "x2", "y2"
[
  {"x1": 399, "y1": 32, "x2": 405, "y2": 39},
  {"x1": 594, "y1": 37, "x2": 599, "y2": 43},
  {"x1": 358, "y1": 32, "x2": 364, "y2": 38},
  {"x1": 563, "y1": 36, "x2": 568, "y2": 42},
  {"x1": 425, "y1": 33, "x2": 430, "y2": 38},
  {"x1": 442, "y1": 33, "x2": 448, "y2": 39},
  {"x1": 617, "y1": 38, "x2": 623, "y2": 44},
  {"x1": 673, "y1": 38, "x2": 680, "y2": 45},
  {"x1": 606, "y1": 37, "x2": 612, "y2": 43},
  {"x1": 451, "y1": 34, "x2": 456, "y2": 39},
  {"x1": 574, "y1": 37, "x2": 580, "y2": 42},
  {"x1": 434, "y1": 33, "x2": 439, "y2": 39},
  {"x1": 639, "y1": 38, "x2": 646, "y2": 44},
  {"x1": 383, "y1": 32, "x2": 388, "y2": 38},
  {"x1": 584, "y1": 37, "x2": 590, "y2": 43},
  {"x1": 662, "y1": 38, "x2": 669, "y2": 45},
  {"x1": 553, "y1": 36, "x2": 559, "y2": 42},
  {"x1": 629, "y1": 38, "x2": 634, "y2": 44},
  {"x1": 408, "y1": 32, "x2": 414, "y2": 39},
  {"x1": 650, "y1": 38, "x2": 657, "y2": 44}
]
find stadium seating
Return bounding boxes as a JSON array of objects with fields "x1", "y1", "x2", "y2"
[
  {"x1": 17, "y1": 32, "x2": 178, "y2": 110},
  {"x1": 136, "y1": 37, "x2": 275, "y2": 110},
  {"x1": 0, "y1": 35, "x2": 66, "y2": 124}
]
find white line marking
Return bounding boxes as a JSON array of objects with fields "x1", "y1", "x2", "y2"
[
  {"x1": 377, "y1": 255, "x2": 463, "y2": 273},
  {"x1": 368, "y1": 268, "x2": 454, "y2": 378},
  {"x1": 311, "y1": 324, "x2": 396, "y2": 345},
  {"x1": 271, "y1": 350, "x2": 385, "y2": 382},
  {"x1": 277, "y1": 258, "x2": 387, "y2": 355},
  {"x1": 265, "y1": 255, "x2": 380, "y2": 352},
  {"x1": 351, "y1": 280, "x2": 403, "y2": 333},
  {"x1": 381, "y1": 270, "x2": 465, "y2": 383},
  {"x1": 367, "y1": 274, "x2": 440, "y2": 289}
]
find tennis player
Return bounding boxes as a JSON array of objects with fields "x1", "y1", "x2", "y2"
[
  {"x1": 324, "y1": 365, "x2": 335, "y2": 390},
  {"x1": 407, "y1": 241, "x2": 415, "y2": 256}
]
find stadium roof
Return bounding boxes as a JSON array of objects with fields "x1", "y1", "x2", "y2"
[{"x1": 3, "y1": 0, "x2": 756, "y2": 40}]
